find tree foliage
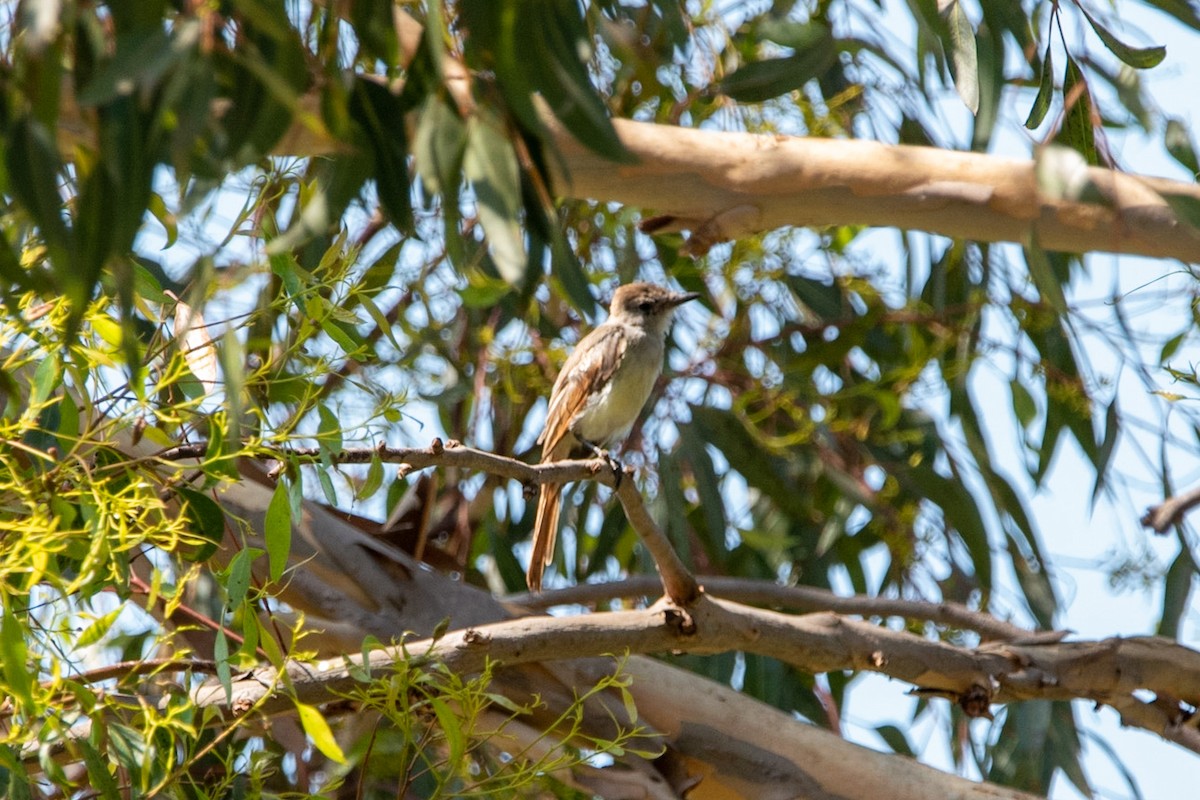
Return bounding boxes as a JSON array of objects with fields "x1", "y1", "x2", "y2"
[{"x1": 1, "y1": 0, "x2": 1199, "y2": 798}]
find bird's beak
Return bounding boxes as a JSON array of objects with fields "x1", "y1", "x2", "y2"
[{"x1": 669, "y1": 291, "x2": 701, "y2": 307}]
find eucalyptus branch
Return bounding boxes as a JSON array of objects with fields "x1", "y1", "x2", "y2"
[
  {"x1": 1141, "y1": 483, "x2": 1200, "y2": 533},
  {"x1": 156, "y1": 439, "x2": 699, "y2": 606},
  {"x1": 192, "y1": 595, "x2": 1200, "y2": 755},
  {"x1": 505, "y1": 575, "x2": 1056, "y2": 643}
]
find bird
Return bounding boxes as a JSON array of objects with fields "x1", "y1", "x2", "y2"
[{"x1": 527, "y1": 281, "x2": 700, "y2": 591}]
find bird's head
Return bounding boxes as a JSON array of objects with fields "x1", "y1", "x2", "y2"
[{"x1": 609, "y1": 282, "x2": 700, "y2": 334}]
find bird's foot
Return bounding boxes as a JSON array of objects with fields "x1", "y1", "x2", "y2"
[{"x1": 584, "y1": 442, "x2": 624, "y2": 488}]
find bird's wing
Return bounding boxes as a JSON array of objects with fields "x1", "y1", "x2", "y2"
[{"x1": 538, "y1": 322, "x2": 627, "y2": 456}]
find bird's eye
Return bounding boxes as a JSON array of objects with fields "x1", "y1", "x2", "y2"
[{"x1": 637, "y1": 301, "x2": 654, "y2": 312}]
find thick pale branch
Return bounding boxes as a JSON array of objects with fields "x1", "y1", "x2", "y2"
[
  {"x1": 54, "y1": 19, "x2": 1200, "y2": 265},
  {"x1": 193, "y1": 595, "x2": 1200, "y2": 754},
  {"x1": 546, "y1": 116, "x2": 1200, "y2": 261},
  {"x1": 386, "y1": 7, "x2": 1200, "y2": 262}
]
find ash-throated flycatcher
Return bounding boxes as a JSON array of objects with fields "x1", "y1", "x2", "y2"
[{"x1": 527, "y1": 282, "x2": 699, "y2": 591}]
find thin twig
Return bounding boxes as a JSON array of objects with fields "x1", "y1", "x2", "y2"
[
  {"x1": 505, "y1": 575, "x2": 1058, "y2": 643},
  {"x1": 614, "y1": 478, "x2": 700, "y2": 606},
  {"x1": 152, "y1": 439, "x2": 698, "y2": 605}
]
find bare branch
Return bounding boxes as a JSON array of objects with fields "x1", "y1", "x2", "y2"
[
  {"x1": 614, "y1": 479, "x2": 700, "y2": 606},
  {"x1": 1141, "y1": 483, "x2": 1200, "y2": 533},
  {"x1": 506, "y1": 574, "x2": 1060, "y2": 643},
  {"x1": 158, "y1": 439, "x2": 699, "y2": 606},
  {"x1": 193, "y1": 595, "x2": 1200, "y2": 754}
]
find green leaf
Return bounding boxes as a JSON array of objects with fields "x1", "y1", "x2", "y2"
[
  {"x1": 316, "y1": 404, "x2": 343, "y2": 454},
  {"x1": 1023, "y1": 243, "x2": 1068, "y2": 315},
  {"x1": 295, "y1": 701, "x2": 347, "y2": 763},
  {"x1": 0, "y1": 606, "x2": 34, "y2": 710},
  {"x1": 429, "y1": 696, "x2": 466, "y2": 764},
  {"x1": 971, "y1": 21, "x2": 1003, "y2": 150},
  {"x1": 688, "y1": 406, "x2": 808, "y2": 520},
  {"x1": 76, "y1": 23, "x2": 198, "y2": 106},
  {"x1": 1058, "y1": 55, "x2": 1099, "y2": 166},
  {"x1": 1006, "y1": 536, "x2": 1058, "y2": 629},
  {"x1": 6, "y1": 115, "x2": 71, "y2": 259},
  {"x1": 317, "y1": 468, "x2": 339, "y2": 506},
  {"x1": 1010, "y1": 379, "x2": 1037, "y2": 432},
  {"x1": 786, "y1": 275, "x2": 843, "y2": 321},
  {"x1": 267, "y1": 155, "x2": 373, "y2": 255},
  {"x1": 350, "y1": 78, "x2": 414, "y2": 232},
  {"x1": 678, "y1": 425, "x2": 729, "y2": 559},
  {"x1": 522, "y1": 4, "x2": 633, "y2": 164},
  {"x1": 1077, "y1": 6, "x2": 1165, "y2": 69},
  {"x1": 942, "y1": 0, "x2": 979, "y2": 113},
  {"x1": 1025, "y1": 39, "x2": 1054, "y2": 129},
  {"x1": 988, "y1": 701, "x2": 1053, "y2": 791},
  {"x1": 658, "y1": 451, "x2": 691, "y2": 566},
  {"x1": 1160, "y1": 329, "x2": 1188, "y2": 363},
  {"x1": 358, "y1": 454, "x2": 384, "y2": 501},
  {"x1": 875, "y1": 724, "x2": 916, "y2": 757},
  {"x1": 1165, "y1": 118, "x2": 1199, "y2": 176},
  {"x1": 225, "y1": 547, "x2": 260, "y2": 608},
  {"x1": 900, "y1": 464, "x2": 992, "y2": 592},
  {"x1": 0, "y1": 745, "x2": 31, "y2": 800},
  {"x1": 1090, "y1": 398, "x2": 1119, "y2": 505},
  {"x1": 75, "y1": 739, "x2": 120, "y2": 800},
  {"x1": 463, "y1": 108, "x2": 526, "y2": 286},
  {"x1": 76, "y1": 607, "x2": 123, "y2": 648},
  {"x1": 414, "y1": 93, "x2": 467, "y2": 195},
  {"x1": 1147, "y1": 0, "x2": 1200, "y2": 30},
  {"x1": 265, "y1": 480, "x2": 293, "y2": 583},
  {"x1": 177, "y1": 487, "x2": 226, "y2": 562},
  {"x1": 213, "y1": 627, "x2": 232, "y2": 703},
  {"x1": 1162, "y1": 190, "x2": 1200, "y2": 231},
  {"x1": 1157, "y1": 547, "x2": 1195, "y2": 637},
  {"x1": 720, "y1": 41, "x2": 836, "y2": 104},
  {"x1": 29, "y1": 351, "x2": 61, "y2": 408}
]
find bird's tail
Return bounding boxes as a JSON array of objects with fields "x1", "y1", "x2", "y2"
[{"x1": 527, "y1": 484, "x2": 561, "y2": 592}]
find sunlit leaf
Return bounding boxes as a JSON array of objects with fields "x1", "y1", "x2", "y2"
[
  {"x1": 167, "y1": 290, "x2": 219, "y2": 394},
  {"x1": 1, "y1": 607, "x2": 34, "y2": 710},
  {"x1": 295, "y1": 701, "x2": 347, "y2": 763},
  {"x1": 76, "y1": 607, "x2": 123, "y2": 648}
]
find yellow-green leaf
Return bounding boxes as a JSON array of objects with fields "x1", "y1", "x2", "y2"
[{"x1": 295, "y1": 701, "x2": 346, "y2": 763}]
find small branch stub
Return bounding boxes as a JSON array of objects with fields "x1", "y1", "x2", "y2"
[{"x1": 958, "y1": 684, "x2": 995, "y2": 720}]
